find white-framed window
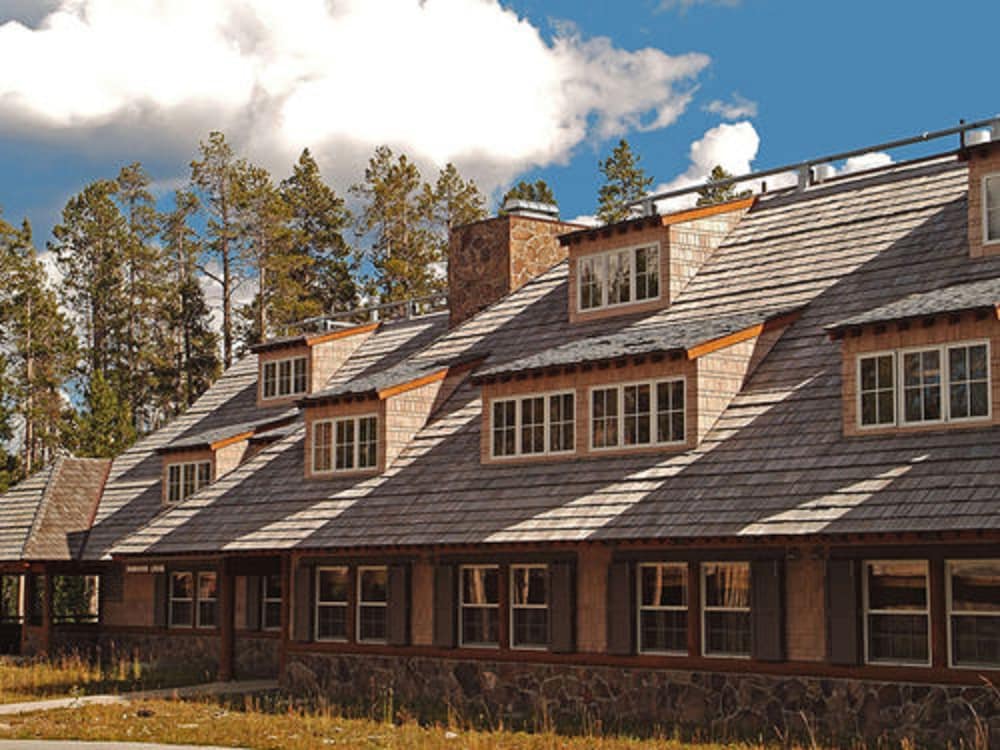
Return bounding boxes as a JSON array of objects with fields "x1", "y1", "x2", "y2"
[
  {"x1": 315, "y1": 566, "x2": 349, "y2": 641},
  {"x1": 166, "y1": 461, "x2": 212, "y2": 504},
  {"x1": 510, "y1": 564, "x2": 548, "y2": 650},
  {"x1": 312, "y1": 415, "x2": 379, "y2": 473},
  {"x1": 262, "y1": 355, "x2": 308, "y2": 399},
  {"x1": 863, "y1": 560, "x2": 930, "y2": 666},
  {"x1": 490, "y1": 392, "x2": 575, "y2": 458},
  {"x1": 196, "y1": 571, "x2": 218, "y2": 629},
  {"x1": 947, "y1": 560, "x2": 1000, "y2": 669},
  {"x1": 701, "y1": 562, "x2": 750, "y2": 658},
  {"x1": 577, "y1": 244, "x2": 661, "y2": 312},
  {"x1": 262, "y1": 573, "x2": 282, "y2": 631},
  {"x1": 983, "y1": 173, "x2": 1000, "y2": 245},
  {"x1": 638, "y1": 562, "x2": 688, "y2": 655},
  {"x1": 356, "y1": 566, "x2": 388, "y2": 643},
  {"x1": 168, "y1": 571, "x2": 194, "y2": 628},
  {"x1": 856, "y1": 341, "x2": 991, "y2": 429},
  {"x1": 590, "y1": 378, "x2": 685, "y2": 451},
  {"x1": 460, "y1": 565, "x2": 499, "y2": 648}
]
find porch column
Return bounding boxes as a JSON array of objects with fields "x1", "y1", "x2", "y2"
[
  {"x1": 218, "y1": 559, "x2": 235, "y2": 681},
  {"x1": 278, "y1": 553, "x2": 291, "y2": 675},
  {"x1": 40, "y1": 566, "x2": 53, "y2": 655}
]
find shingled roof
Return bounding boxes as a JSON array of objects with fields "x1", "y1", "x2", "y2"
[{"x1": 109, "y1": 155, "x2": 1000, "y2": 558}]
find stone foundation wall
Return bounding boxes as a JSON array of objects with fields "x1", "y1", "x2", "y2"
[
  {"x1": 97, "y1": 631, "x2": 220, "y2": 682},
  {"x1": 284, "y1": 652, "x2": 1000, "y2": 748},
  {"x1": 235, "y1": 634, "x2": 280, "y2": 679}
]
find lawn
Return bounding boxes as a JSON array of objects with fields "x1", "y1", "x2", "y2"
[{"x1": 0, "y1": 697, "x2": 802, "y2": 750}]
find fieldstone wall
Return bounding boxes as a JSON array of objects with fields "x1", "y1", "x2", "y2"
[
  {"x1": 284, "y1": 652, "x2": 1000, "y2": 748},
  {"x1": 234, "y1": 634, "x2": 280, "y2": 679},
  {"x1": 97, "y1": 631, "x2": 220, "y2": 682}
]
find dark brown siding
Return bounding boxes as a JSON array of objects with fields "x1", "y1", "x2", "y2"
[
  {"x1": 606, "y1": 561, "x2": 633, "y2": 656},
  {"x1": 433, "y1": 565, "x2": 456, "y2": 648},
  {"x1": 549, "y1": 561, "x2": 575, "y2": 654},
  {"x1": 751, "y1": 559, "x2": 784, "y2": 662},
  {"x1": 387, "y1": 564, "x2": 410, "y2": 647},
  {"x1": 245, "y1": 575, "x2": 261, "y2": 630},
  {"x1": 827, "y1": 559, "x2": 861, "y2": 666},
  {"x1": 293, "y1": 564, "x2": 312, "y2": 642},
  {"x1": 152, "y1": 573, "x2": 166, "y2": 628}
]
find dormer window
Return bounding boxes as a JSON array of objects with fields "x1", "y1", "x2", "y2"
[
  {"x1": 590, "y1": 379, "x2": 685, "y2": 451},
  {"x1": 166, "y1": 460, "x2": 212, "y2": 504},
  {"x1": 262, "y1": 356, "x2": 307, "y2": 400},
  {"x1": 312, "y1": 415, "x2": 379, "y2": 474},
  {"x1": 490, "y1": 392, "x2": 575, "y2": 458},
  {"x1": 578, "y1": 244, "x2": 660, "y2": 312},
  {"x1": 983, "y1": 173, "x2": 1000, "y2": 245}
]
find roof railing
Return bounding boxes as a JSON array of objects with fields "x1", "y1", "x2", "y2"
[
  {"x1": 280, "y1": 292, "x2": 449, "y2": 336},
  {"x1": 630, "y1": 115, "x2": 1000, "y2": 216}
]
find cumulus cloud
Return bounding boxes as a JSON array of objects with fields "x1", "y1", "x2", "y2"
[
  {"x1": 0, "y1": 0, "x2": 709, "y2": 196},
  {"x1": 704, "y1": 93, "x2": 757, "y2": 120}
]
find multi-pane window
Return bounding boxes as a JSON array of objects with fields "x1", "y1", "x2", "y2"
[
  {"x1": 948, "y1": 560, "x2": 1000, "y2": 668},
  {"x1": 312, "y1": 415, "x2": 379, "y2": 473},
  {"x1": 460, "y1": 566, "x2": 500, "y2": 647},
  {"x1": 638, "y1": 563, "x2": 688, "y2": 654},
  {"x1": 262, "y1": 356, "x2": 308, "y2": 399},
  {"x1": 166, "y1": 461, "x2": 212, "y2": 504},
  {"x1": 315, "y1": 566, "x2": 349, "y2": 641},
  {"x1": 984, "y1": 174, "x2": 1000, "y2": 244},
  {"x1": 490, "y1": 393, "x2": 575, "y2": 458},
  {"x1": 169, "y1": 572, "x2": 194, "y2": 628},
  {"x1": 577, "y1": 244, "x2": 661, "y2": 312},
  {"x1": 196, "y1": 572, "x2": 218, "y2": 628},
  {"x1": 510, "y1": 565, "x2": 548, "y2": 649},
  {"x1": 702, "y1": 563, "x2": 750, "y2": 657},
  {"x1": 864, "y1": 561, "x2": 930, "y2": 666},
  {"x1": 857, "y1": 342, "x2": 991, "y2": 428},
  {"x1": 591, "y1": 379, "x2": 686, "y2": 450},
  {"x1": 262, "y1": 573, "x2": 282, "y2": 631},
  {"x1": 357, "y1": 567, "x2": 388, "y2": 643}
]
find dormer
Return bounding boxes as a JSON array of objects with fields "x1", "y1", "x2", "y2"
[
  {"x1": 963, "y1": 132, "x2": 1000, "y2": 259},
  {"x1": 250, "y1": 322, "x2": 378, "y2": 407},
  {"x1": 561, "y1": 198, "x2": 754, "y2": 324}
]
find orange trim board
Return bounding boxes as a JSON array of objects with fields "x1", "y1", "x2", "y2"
[
  {"x1": 209, "y1": 431, "x2": 255, "y2": 451},
  {"x1": 377, "y1": 369, "x2": 449, "y2": 400},
  {"x1": 658, "y1": 196, "x2": 756, "y2": 228},
  {"x1": 304, "y1": 322, "x2": 380, "y2": 347},
  {"x1": 685, "y1": 310, "x2": 801, "y2": 360}
]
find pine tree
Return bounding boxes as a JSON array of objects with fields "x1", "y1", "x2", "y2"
[
  {"x1": 501, "y1": 179, "x2": 557, "y2": 208},
  {"x1": 696, "y1": 165, "x2": 753, "y2": 207},
  {"x1": 596, "y1": 139, "x2": 654, "y2": 224},
  {"x1": 351, "y1": 146, "x2": 440, "y2": 303},
  {"x1": 76, "y1": 370, "x2": 135, "y2": 459},
  {"x1": 280, "y1": 149, "x2": 357, "y2": 317},
  {"x1": 422, "y1": 163, "x2": 487, "y2": 266}
]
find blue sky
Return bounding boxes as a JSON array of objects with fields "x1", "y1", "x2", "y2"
[{"x1": 0, "y1": 0, "x2": 998, "y2": 246}]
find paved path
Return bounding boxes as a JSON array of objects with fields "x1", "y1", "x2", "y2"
[
  {"x1": 0, "y1": 742, "x2": 245, "y2": 749},
  {"x1": 0, "y1": 679, "x2": 279, "y2": 717}
]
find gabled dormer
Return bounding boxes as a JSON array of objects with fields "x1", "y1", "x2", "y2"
[
  {"x1": 250, "y1": 322, "x2": 379, "y2": 407},
  {"x1": 561, "y1": 198, "x2": 754, "y2": 324},
  {"x1": 962, "y1": 132, "x2": 1000, "y2": 259}
]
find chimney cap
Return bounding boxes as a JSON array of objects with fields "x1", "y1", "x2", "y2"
[{"x1": 502, "y1": 198, "x2": 560, "y2": 220}]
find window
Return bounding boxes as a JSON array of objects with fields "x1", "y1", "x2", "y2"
[
  {"x1": 262, "y1": 355, "x2": 308, "y2": 399},
  {"x1": 856, "y1": 342, "x2": 991, "y2": 429},
  {"x1": 984, "y1": 174, "x2": 1000, "y2": 244},
  {"x1": 510, "y1": 565, "x2": 548, "y2": 649},
  {"x1": 577, "y1": 244, "x2": 660, "y2": 312},
  {"x1": 638, "y1": 563, "x2": 687, "y2": 655},
  {"x1": 490, "y1": 392, "x2": 575, "y2": 458},
  {"x1": 864, "y1": 560, "x2": 930, "y2": 666},
  {"x1": 701, "y1": 562, "x2": 750, "y2": 657},
  {"x1": 312, "y1": 415, "x2": 379, "y2": 473},
  {"x1": 166, "y1": 461, "x2": 212, "y2": 504},
  {"x1": 948, "y1": 560, "x2": 1000, "y2": 668},
  {"x1": 590, "y1": 379, "x2": 685, "y2": 451},
  {"x1": 196, "y1": 572, "x2": 218, "y2": 628},
  {"x1": 357, "y1": 567, "x2": 388, "y2": 643},
  {"x1": 460, "y1": 566, "x2": 499, "y2": 647},
  {"x1": 169, "y1": 572, "x2": 194, "y2": 628},
  {"x1": 52, "y1": 575, "x2": 100, "y2": 625},
  {"x1": 315, "y1": 566, "x2": 349, "y2": 641},
  {"x1": 262, "y1": 574, "x2": 282, "y2": 631}
]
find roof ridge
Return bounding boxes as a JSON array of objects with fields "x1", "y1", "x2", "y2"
[{"x1": 21, "y1": 455, "x2": 65, "y2": 560}]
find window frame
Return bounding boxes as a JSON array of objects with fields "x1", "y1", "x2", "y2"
[
  {"x1": 509, "y1": 564, "x2": 549, "y2": 652},
  {"x1": 195, "y1": 571, "x2": 218, "y2": 630},
  {"x1": 459, "y1": 564, "x2": 501, "y2": 649},
  {"x1": 261, "y1": 354, "x2": 309, "y2": 400},
  {"x1": 636, "y1": 562, "x2": 688, "y2": 656},
  {"x1": 700, "y1": 562, "x2": 751, "y2": 660},
  {"x1": 946, "y1": 559, "x2": 1000, "y2": 670},
  {"x1": 982, "y1": 173, "x2": 1000, "y2": 246},
  {"x1": 856, "y1": 350, "x2": 897, "y2": 430},
  {"x1": 168, "y1": 571, "x2": 194, "y2": 629},
  {"x1": 311, "y1": 414, "x2": 379, "y2": 474},
  {"x1": 862, "y1": 559, "x2": 931, "y2": 668},
  {"x1": 356, "y1": 565, "x2": 389, "y2": 645},
  {"x1": 165, "y1": 460, "x2": 212, "y2": 504},
  {"x1": 489, "y1": 390, "x2": 576, "y2": 459},
  {"x1": 261, "y1": 573, "x2": 282, "y2": 632},
  {"x1": 588, "y1": 377, "x2": 687, "y2": 452},
  {"x1": 314, "y1": 565, "x2": 350, "y2": 643},
  {"x1": 576, "y1": 242, "x2": 662, "y2": 313}
]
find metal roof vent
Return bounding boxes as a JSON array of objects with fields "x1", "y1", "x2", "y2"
[
  {"x1": 967, "y1": 129, "x2": 993, "y2": 146},
  {"x1": 501, "y1": 198, "x2": 560, "y2": 221},
  {"x1": 813, "y1": 163, "x2": 836, "y2": 183}
]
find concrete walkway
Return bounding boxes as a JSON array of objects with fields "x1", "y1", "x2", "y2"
[
  {"x1": 0, "y1": 742, "x2": 245, "y2": 749},
  {"x1": 0, "y1": 679, "x2": 279, "y2": 716}
]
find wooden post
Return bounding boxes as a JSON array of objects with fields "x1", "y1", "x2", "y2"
[
  {"x1": 218, "y1": 559, "x2": 235, "y2": 681},
  {"x1": 40, "y1": 566, "x2": 53, "y2": 656},
  {"x1": 929, "y1": 558, "x2": 948, "y2": 669},
  {"x1": 687, "y1": 561, "x2": 701, "y2": 658},
  {"x1": 279, "y1": 553, "x2": 291, "y2": 675}
]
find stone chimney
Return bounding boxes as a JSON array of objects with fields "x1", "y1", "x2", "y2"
[{"x1": 448, "y1": 200, "x2": 582, "y2": 327}]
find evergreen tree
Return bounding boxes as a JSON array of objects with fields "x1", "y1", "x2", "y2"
[
  {"x1": 696, "y1": 165, "x2": 753, "y2": 207},
  {"x1": 351, "y1": 146, "x2": 440, "y2": 302},
  {"x1": 501, "y1": 179, "x2": 557, "y2": 208},
  {"x1": 596, "y1": 139, "x2": 653, "y2": 224},
  {"x1": 76, "y1": 370, "x2": 134, "y2": 458},
  {"x1": 422, "y1": 163, "x2": 487, "y2": 264}
]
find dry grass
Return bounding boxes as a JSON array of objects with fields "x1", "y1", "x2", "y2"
[{"x1": 0, "y1": 697, "x2": 804, "y2": 750}]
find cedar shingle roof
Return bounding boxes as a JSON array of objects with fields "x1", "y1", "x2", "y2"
[{"x1": 110, "y1": 155, "x2": 1000, "y2": 557}]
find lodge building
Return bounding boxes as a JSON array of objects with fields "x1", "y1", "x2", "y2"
[{"x1": 1, "y1": 123, "x2": 1000, "y2": 745}]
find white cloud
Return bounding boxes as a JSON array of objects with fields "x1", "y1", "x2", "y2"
[
  {"x1": 0, "y1": 0, "x2": 708, "y2": 196},
  {"x1": 704, "y1": 93, "x2": 758, "y2": 120},
  {"x1": 841, "y1": 151, "x2": 893, "y2": 174}
]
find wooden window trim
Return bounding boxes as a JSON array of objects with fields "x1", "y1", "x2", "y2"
[
  {"x1": 314, "y1": 565, "x2": 350, "y2": 643},
  {"x1": 195, "y1": 571, "x2": 218, "y2": 629},
  {"x1": 312, "y1": 415, "x2": 379, "y2": 475},
  {"x1": 856, "y1": 350, "x2": 896, "y2": 430},
  {"x1": 459, "y1": 564, "x2": 500, "y2": 649},
  {"x1": 588, "y1": 377, "x2": 686, "y2": 452},
  {"x1": 862, "y1": 559, "x2": 931, "y2": 668},
  {"x1": 509, "y1": 564, "x2": 549, "y2": 652},
  {"x1": 261, "y1": 573, "x2": 282, "y2": 632},
  {"x1": 168, "y1": 571, "x2": 194, "y2": 629},
  {"x1": 637, "y1": 562, "x2": 688, "y2": 656},
  {"x1": 576, "y1": 242, "x2": 662, "y2": 313},
  {"x1": 983, "y1": 173, "x2": 1000, "y2": 246},
  {"x1": 945, "y1": 558, "x2": 1000, "y2": 670},
  {"x1": 165, "y1": 460, "x2": 212, "y2": 504},
  {"x1": 489, "y1": 391, "x2": 576, "y2": 459},
  {"x1": 700, "y1": 562, "x2": 751, "y2": 660},
  {"x1": 261, "y1": 354, "x2": 308, "y2": 401},
  {"x1": 356, "y1": 565, "x2": 388, "y2": 645}
]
